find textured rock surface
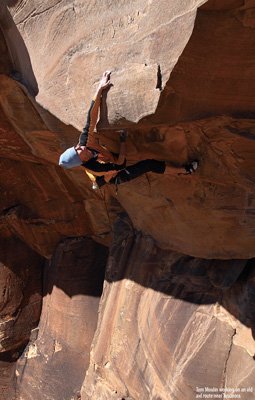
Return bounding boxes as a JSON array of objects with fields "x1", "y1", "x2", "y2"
[
  {"x1": 0, "y1": 238, "x2": 43, "y2": 400},
  {"x1": 0, "y1": 0, "x2": 255, "y2": 399},
  {"x1": 0, "y1": 75, "x2": 112, "y2": 258},
  {"x1": 7, "y1": 0, "x2": 206, "y2": 127},
  {"x1": 15, "y1": 237, "x2": 107, "y2": 400},
  {"x1": 82, "y1": 214, "x2": 255, "y2": 399},
  {"x1": 1, "y1": 74, "x2": 255, "y2": 259},
  {"x1": 147, "y1": 0, "x2": 255, "y2": 125},
  {"x1": 1, "y1": 0, "x2": 254, "y2": 259}
]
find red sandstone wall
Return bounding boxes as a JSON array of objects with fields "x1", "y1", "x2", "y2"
[{"x1": 0, "y1": 1, "x2": 255, "y2": 399}]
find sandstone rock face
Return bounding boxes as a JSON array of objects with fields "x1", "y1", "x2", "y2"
[
  {"x1": 1, "y1": 0, "x2": 254, "y2": 259},
  {"x1": 0, "y1": 75, "x2": 113, "y2": 258},
  {"x1": 0, "y1": 74, "x2": 255, "y2": 259},
  {"x1": 6, "y1": 0, "x2": 206, "y2": 127},
  {"x1": 16, "y1": 237, "x2": 107, "y2": 400},
  {"x1": 0, "y1": 238, "x2": 43, "y2": 400},
  {"x1": 82, "y1": 214, "x2": 255, "y2": 400},
  {"x1": 147, "y1": 0, "x2": 255, "y2": 125},
  {"x1": 0, "y1": 0, "x2": 255, "y2": 399}
]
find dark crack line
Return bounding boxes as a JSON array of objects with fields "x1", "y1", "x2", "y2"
[
  {"x1": 156, "y1": 64, "x2": 162, "y2": 91},
  {"x1": 224, "y1": 125, "x2": 255, "y2": 141},
  {"x1": 17, "y1": 0, "x2": 65, "y2": 25},
  {"x1": 221, "y1": 328, "x2": 236, "y2": 388}
]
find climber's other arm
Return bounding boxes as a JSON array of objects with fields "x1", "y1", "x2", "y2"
[{"x1": 78, "y1": 71, "x2": 111, "y2": 147}]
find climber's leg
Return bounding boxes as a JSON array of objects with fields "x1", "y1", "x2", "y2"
[
  {"x1": 95, "y1": 159, "x2": 199, "y2": 189},
  {"x1": 95, "y1": 159, "x2": 164, "y2": 188},
  {"x1": 164, "y1": 164, "x2": 185, "y2": 175},
  {"x1": 109, "y1": 159, "x2": 166, "y2": 184},
  {"x1": 111, "y1": 159, "x2": 199, "y2": 182}
]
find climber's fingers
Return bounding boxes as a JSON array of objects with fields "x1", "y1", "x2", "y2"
[{"x1": 99, "y1": 71, "x2": 112, "y2": 89}]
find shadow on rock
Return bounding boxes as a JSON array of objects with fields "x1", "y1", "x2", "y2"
[
  {"x1": 0, "y1": 3, "x2": 38, "y2": 95},
  {"x1": 106, "y1": 210, "x2": 255, "y2": 336}
]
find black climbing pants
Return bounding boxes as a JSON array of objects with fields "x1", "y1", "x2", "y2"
[{"x1": 96, "y1": 159, "x2": 166, "y2": 188}]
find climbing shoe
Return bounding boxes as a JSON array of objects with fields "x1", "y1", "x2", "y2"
[{"x1": 184, "y1": 160, "x2": 199, "y2": 174}]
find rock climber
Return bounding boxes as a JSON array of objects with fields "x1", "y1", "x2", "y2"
[{"x1": 59, "y1": 71, "x2": 198, "y2": 189}]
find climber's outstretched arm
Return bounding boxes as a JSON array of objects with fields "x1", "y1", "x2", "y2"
[{"x1": 78, "y1": 71, "x2": 111, "y2": 147}]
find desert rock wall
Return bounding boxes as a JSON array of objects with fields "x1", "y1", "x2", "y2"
[
  {"x1": 82, "y1": 214, "x2": 255, "y2": 400},
  {"x1": 7, "y1": 0, "x2": 206, "y2": 127},
  {"x1": 16, "y1": 237, "x2": 108, "y2": 400},
  {"x1": 0, "y1": 0, "x2": 255, "y2": 399}
]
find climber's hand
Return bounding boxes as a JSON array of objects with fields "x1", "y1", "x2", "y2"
[{"x1": 98, "y1": 71, "x2": 111, "y2": 90}]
